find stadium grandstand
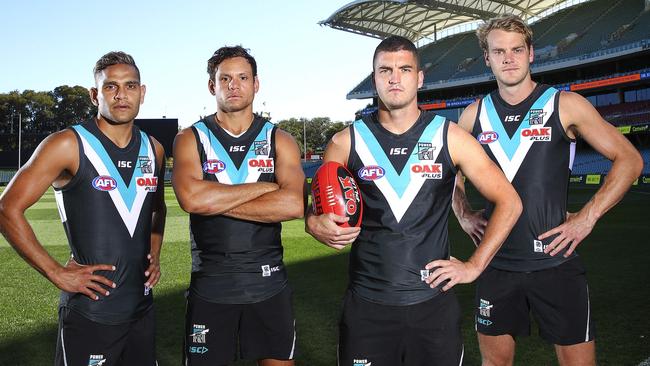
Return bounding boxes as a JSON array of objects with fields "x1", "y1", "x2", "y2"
[{"x1": 320, "y1": 0, "x2": 650, "y2": 186}]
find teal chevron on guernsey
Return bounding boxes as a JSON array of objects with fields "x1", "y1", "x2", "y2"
[
  {"x1": 479, "y1": 87, "x2": 558, "y2": 182},
  {"x1": 482, "y1": 87, "x2": 556, "y2": 160},
  {"x1": 193, "y1": 121, "x2": 274, "y2": 184},
  {"x1": 69, "y1": 125, "x2": 156, "y2": 237},
  {"x1": 353, "y1": 115, "x2": 446, "y2": 222}
]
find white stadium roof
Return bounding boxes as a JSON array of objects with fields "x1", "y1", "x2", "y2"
[{"x1": 320, "y1": 0, "x2": 584, "y2": 44}]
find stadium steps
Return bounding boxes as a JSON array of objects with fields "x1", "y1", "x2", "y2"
[
  {"x1": 533, "y1": 5, "x2": 579, "y2": 49},
  {"x1": 561, "y1": 0, "x2": 635, "y2": 58},
  {"x1": 607, "y1": 5, "x2": 650, "y2": 47}
]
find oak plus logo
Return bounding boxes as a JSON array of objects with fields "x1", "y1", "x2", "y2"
[
  {"x1": 521, "y1": 127, "x2": 552, "y2": 142},
  {"x1": 248, "y1": 158, "x2": 274, "y2": 173},
  {"x1": 411, "y1": 163, "x2": 443, "y2": 179}
]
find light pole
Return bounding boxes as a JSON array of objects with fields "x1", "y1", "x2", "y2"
[
  {"x1": 303, "y1": 119, "x2": 307, "y2": 162},
  {"x1": 17, "y1": 112, "x2": 22, "y2": 169}
]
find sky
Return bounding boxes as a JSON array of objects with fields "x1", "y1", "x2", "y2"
[{"x1": 1, "y1": 1, "x2": 380, "y2": 127}]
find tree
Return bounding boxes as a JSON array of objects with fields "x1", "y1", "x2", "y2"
[
  {"x1": 51, "y1": 85, "x2": 95, "y2": 129},
  {"x1": 275, "y1": 117, "x2": 348, "y2": 157}
]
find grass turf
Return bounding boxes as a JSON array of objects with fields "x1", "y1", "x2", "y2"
[{"x1": 0, "y1": 185, "x2": 648, "y2": 365}]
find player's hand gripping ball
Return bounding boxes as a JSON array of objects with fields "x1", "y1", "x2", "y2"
[{"x1": 311, "y1": 161, "x2": 363, "y2": 227}]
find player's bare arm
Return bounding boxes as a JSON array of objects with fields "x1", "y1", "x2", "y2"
[
  {"x1": 0, "y1": 130, "x2": 116, "y2": 300},
  {"x1": 223, "y1": 129, "x2": 304, "y2": 223},
  {"x1": 451, "y1": 102, "x2": 488, "y2": 245},
  {"x1": 145, "y1": 138, "x2": 167, "y2": 288},
  {"x1": 539, "y1": 91, "x2": 643, "y2": 256},
  {"x1": 426, "y1": 122, "x2": 522, "y2": 291},
  {"x1": 305, "y1": 127, "x2": 361, "y2": 249},
  {"x1": 171, "y1": 127, "x2": 279, "y2": 215}
]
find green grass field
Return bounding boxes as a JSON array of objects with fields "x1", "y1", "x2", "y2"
[{"x1": 0, "y1": 185, "x2": 648, "y2": 365}]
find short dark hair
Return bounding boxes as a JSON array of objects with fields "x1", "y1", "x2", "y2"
[
  {"x1": 93, "y1": 51, "x2": 140, "y2": 80},
  {"x1": 372, "y1": 35, "x2": 419, "y2": 68},
  {"x1": 207, "y1": 46, "x2": 257, "y2": 81}
]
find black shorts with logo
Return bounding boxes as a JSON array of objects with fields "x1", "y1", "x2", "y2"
[
  {"x1": 55, "y1": 306, "x2": 156, "y2": 366},
  {"x1": 338, "y1": 289, "x2": 464, "y2": 366},
  {"x1": 475, "y1": 256, "x2": 595, "y2": 345},
  {"x1": 183, "y1": 285, "x2": 296, "y2": 365}
]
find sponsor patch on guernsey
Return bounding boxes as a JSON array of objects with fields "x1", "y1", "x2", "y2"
[
  {"x1": 521, "y1": 127, "x2": 551, "y2": 141},
  {"x1": 92, "y1": 176, "x2": 117, "y2": 191},
  {"x1": 136, "y1": 177, "x2": 158, "y2": 192},
  {"x1": 477, "y1": 131, "x2": 499, "y2": 144},
  {"x1": 248, "y1": 158, "x2": 274, "y2": 173},
  {"x1": 410, "y1": 163, "x2": 443, "y2": 179},
  {"x1": 357, "y1": 165, "x2": 385, "y2": 181},
  {"x1": 202, "y1": 159, "x2": 226, "y2": 174}
]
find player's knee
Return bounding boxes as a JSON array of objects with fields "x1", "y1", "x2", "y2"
[{"x1": 480, "y1": 345, "x2": 515, "y2": 366}]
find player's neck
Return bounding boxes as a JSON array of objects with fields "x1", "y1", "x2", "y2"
[
  {"x1": 377, "y1": 102, "x2": 421, "y2": 134},
  {"x1": 497, "y1": 77, "x2": 537, "y2": 106},
  {"x1": 95, "y1": 116, "x2": 133, "y2": 148},
  {"x1": 215, "y1": 109, "x2": 254, "y2": 136}
]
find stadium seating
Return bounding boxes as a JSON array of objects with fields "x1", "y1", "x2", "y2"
[
  {"x1": 571, "y1": 148, "x2": 650, "y2": 175},
  {"x1": 597, "y1": 100, "x2": 650, "y2": 126},
  {"x1": 348, "y1": 0, "x2": 650, "y2": 94}
]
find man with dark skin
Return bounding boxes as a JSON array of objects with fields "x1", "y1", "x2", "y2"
[{"x1": 0, "y1": 51, "x2": 166, "y2": 366}]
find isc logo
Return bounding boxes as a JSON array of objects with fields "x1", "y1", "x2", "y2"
[
  {"x1": 136, "y1": 177, "x2": 158, "y2": 192},
  {"x1": 248, "y1": 158, "x2": 274, "y2": 173},
  {"x1": 411, "y1": 163, "x2": 443, "y2": 179},
  {"x1": 358, "y1": 165, "x2": 385, "y2": 181},
  {"x1": 338, "y1": 176, "x2": 360, "y2": 216},
  {"x1": 229, "y1": 145, "x2": 246, "y2": 152},
  {"x1": 92, "y1": 176, "x2": 117, "y2": 191},
  {"x1": 478, "y1": 131, "x2": 499, "y2": 144},
  {"x1": 389, "y1": 147, "x2": 408, "y2": 155},
  {"x1": 189, "y1": 346, "x2": 208, "y2": 354},
  {"x1": 521, "y1": 127, "x2": 552, "y2": 141},
  {"x1": 504, "y1": 115, "x2": 521, "y2": 122},
  {"x1": 203, "y1": 160, "x2": 226, "y2": 174}
]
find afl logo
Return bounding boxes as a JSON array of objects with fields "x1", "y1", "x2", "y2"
[
  {"x1": 203, "y1": 159, "x2": 226, "y2": 174},
  {"x1": 478, "y1": 131, "x2": 499, "y2": 144},
  {"x1": 358, "y1": 165, "x2": 385, "y2": 181},
  {"x1": 92, "y1": 176, "x2": 117, "y2": 191}
]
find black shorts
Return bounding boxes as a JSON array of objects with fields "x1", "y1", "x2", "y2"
[
  {"x1": 339, "y1": 290, "x2": 464, "y2": 366},
  {"x1": 475, "y1": 256, "x2": 595, "y2": 345},
  {"x1": 183, "y1": 285, "x2": 296, "y2": 365},
  {"x1": 55, "y1": 306, "x2": 156, "y2": 366}
]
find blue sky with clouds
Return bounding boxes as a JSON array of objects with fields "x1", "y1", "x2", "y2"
[{"x1": 1, "y1": 1, "x2": 380, "y2": 126}]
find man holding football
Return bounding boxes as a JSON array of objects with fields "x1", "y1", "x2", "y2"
[
  {"x1": 172, "y1": 46, "x2": 304, "y2": 366},
  {"x1": 452, "y1": 14, "x2": 642, "y2": 366},
  {"x1": 306, "y1": 35, "x2": 522, "y2": 365}
]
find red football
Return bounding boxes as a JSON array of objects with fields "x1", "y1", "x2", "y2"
[{"x1": 311, "y1": 161, "x2": 363, "y2": 228}]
